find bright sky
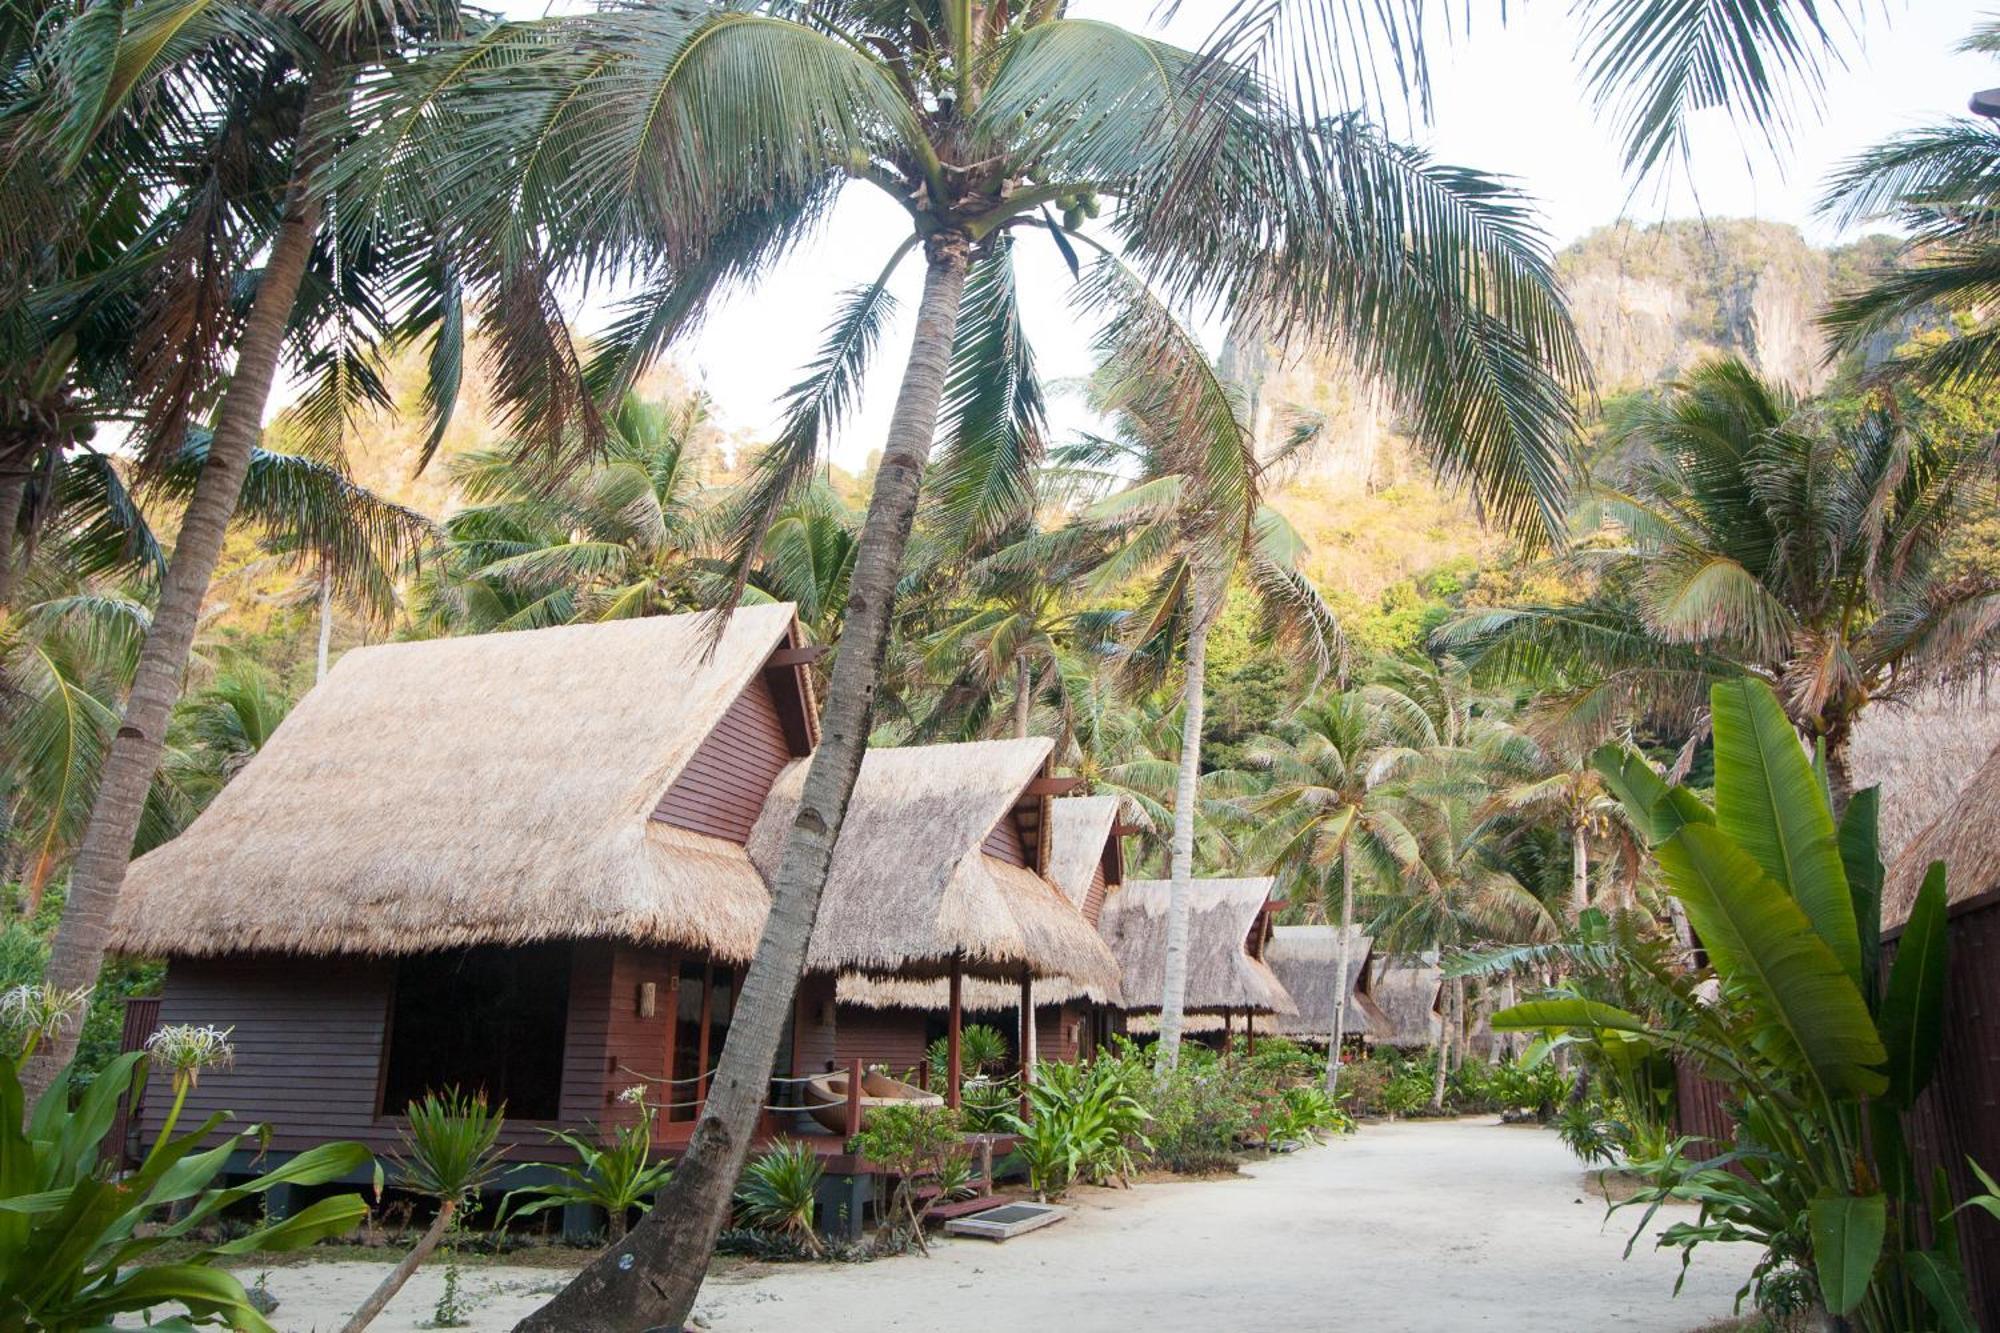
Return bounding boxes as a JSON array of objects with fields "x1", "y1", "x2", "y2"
[{"x1": 488, "y1": 1, "x2": 1990, "y2": 470}]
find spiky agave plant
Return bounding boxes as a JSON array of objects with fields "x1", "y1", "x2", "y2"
[
  {"x1": 341, "y1": 1088, "x2": 506, "y2": 1333},
  {"x1": 734, "y1": 1141, "x2": 825, "y2": 1257}
]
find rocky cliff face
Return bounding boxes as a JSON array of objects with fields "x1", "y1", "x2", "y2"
[{"x1": 1231, "y1": 218, "x2": 1898, "y2": 485}]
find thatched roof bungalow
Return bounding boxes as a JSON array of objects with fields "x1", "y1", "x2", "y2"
[
  {"x1": 1249, "y1": 925, "x2": 1386, "y2": 1041},
  {"x1": 830, "y1": 793, "x2": 1131, "y2": 1070},
  {"x1": 111, "y1": 604, "x2": 826, "y2": 1158},
  {"x1": 1106, "y1": 878, "x2": 1298, "y2": 1026}
]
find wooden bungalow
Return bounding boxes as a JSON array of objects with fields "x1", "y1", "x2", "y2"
[
  {"x1": 1106, "y1": 877, "x2": 1299, "y2": 1047},
  {"x1": 109, "y1": 604, "x2": 835, "y2": 1163},
  {"x1": 749, "y1": 740, "x2": 1124, "y2": 1105},
  {"x1": 1246, "y1": 925, "x2": 1387, "y2": 1048},
  {"x1": 830, "y1": 793, "x2": 1131, "y2": 1074}
]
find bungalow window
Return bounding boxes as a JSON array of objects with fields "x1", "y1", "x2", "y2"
[
  {"x1": 380, "y1": 944, "x2": 571, "y2": 1121},
  {"x1": 668, "y1": 960, "x2": 737, "y2": 1123}
]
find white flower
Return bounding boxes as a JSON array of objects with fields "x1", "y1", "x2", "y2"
[
  {"x1": 617, "y1": 1083, "x2": 650, "y2": 1106},
  {"x1": 145, "y1": 1024, "x2": 236, "y2": 1085},
  {"x1": 0, "y1": 983, "x2": 91, "y2": 1051}
]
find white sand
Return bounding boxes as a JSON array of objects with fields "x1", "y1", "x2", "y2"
[{"x1": 240, "y1": 1118, "x2": 1757, "y2": 1332}]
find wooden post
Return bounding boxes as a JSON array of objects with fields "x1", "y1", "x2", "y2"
[
  {"x1": 1247, "y1": 1012, "x2": 1256, "y2": 1057},
  {"x1": 947, "y1": 954, "x2": 963, "y2": 1111},
  {"x1": 695, "y1": 962, "x2": 715, "y2": 1111},
  {"x1": 1223, "y1": 1008, "x2": 1232, "y2": 1046},
  {"x1": 844, "y1": 1057, "x2": 863, "y2": 1140},
  {"x1": 1017, "y1": 969, "x2": 1035, "y2": 1123}
]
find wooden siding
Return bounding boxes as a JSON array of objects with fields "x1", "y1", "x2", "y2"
[
  {"x1": 1892, "y1": 894, "x2": 2000, "y2": 1327},
  {"x1": 653, "y1": 672, "x2": 793, "y2": 843},
  {"x1": 791, "y1": 973, "x2": 839, "y2": 1075},
  {"x1": 141, "y1": 955, "x2": 400, "y2": 1156},
  {"x1": 833, "y1": 1006, "x2": 933, "y2": 1076},
  {"x1": 1081, "y1": 858, "x2": 1110, "y2": 927},
  {"x1": 981, "y1": 811, "x2": 1029, "y2": 867}
]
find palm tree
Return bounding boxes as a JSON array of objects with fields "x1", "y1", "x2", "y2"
[
  {"x1": 17, "y1": 0, "x2": 468, "y2": 1092},
  {"x1": 912, "y1": 523, "x2": 1119, "y2": 741},
  {"x1": 1244, "y1": 692, "x2": 1415, "y2": 1092},
  {"x1": 362, "y1": 6, "x2": 1585, "y2": 1322},
  {"x1": 1439, "y1": 358, "x2": 2000, "y2": 807},
  {"x1": 1069, "y1": 336, "x2": 1344, "y2": 1068},
  {"x1": 1818, "y1": 21, "x2": 2000, "y2": 390},
  {"x1": 421, "y1": 393, "x2": 712, "y2": 632}
]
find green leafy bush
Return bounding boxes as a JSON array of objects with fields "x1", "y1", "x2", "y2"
[
  {"x1": 1003, "y1": 1058, "x2": 1152, "y2": 1199},
  {"x1": 926, "y1": 1024, "x2": 1011, "y2": 1085},
  {"x1": 0, "y1": 992, "x2": 373, "y2": 1331},
  {"x1": 1332, "y1": 1055, "x2": 1392, "y2": 1116},
  {"x1": 1258, "y1": 1084, "x2": 1353, "y2": 1147},
  {"x1": 736, "y1": 1140, "x2": 825, "y2": 1256},
  {"x1": 956, "y1": 1071, "x2": 1018, "y2": 1133},
  {"x1": 1136, "y1": 1058, "x2": 1251, "y2": 1174},
  {"x1": 847, "y1": 1102, "x2": 967, "y2": 1253}
]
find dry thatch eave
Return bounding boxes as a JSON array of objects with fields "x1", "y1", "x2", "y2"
[
  {"x1": 1849, "y1": 685, "x2": 2000, "y2": 862},
  {"x1": 1260, "y1": 925, "x2": 1380, "y2": 1038},
  {"x1": 750, "y1": 739, "x2": 1122, "y2": 993},
  {"x1": 1367, "y1": 954, "x2": 1444, "y2": 1047},
  {"x1": 1045, "y1": 795, "x2": 1121, "y2": 910},
  {"x1": 110, "y1": 604, "x2": 801, "y2": 962},
  {"x1": 1883, "y1": 734, "x2": 2000, "y2": 928},
  {"x1": 1099, "y1": 878, "x2": 1297, "y2": 1016}
]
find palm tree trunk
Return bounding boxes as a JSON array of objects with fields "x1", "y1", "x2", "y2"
[
  {"x1": 316, "y1": 569, "x2": 334, "y2": 683},
  {"x1": 512, "y1": 232, "x2": 973, "y2": 1333},
  {"x1": 340, "y1": 1197, "x2": 457, "y2": 1333},
  {"x1": 1430, "y1": 980, "x2": 1453, "y2": 1111},
  {"x1": 1154, "y1": 585, "x2": 1214, "y2": 1070},
  {"x1": 1012, "y1": 654, "x2": 1031, "y2": 738},
  {"x1": 1324, "y1": 849, "x2": 1354, "y2": 1096},
  {"x1": 1825, "y1": 729, "x2": 1854, "y2": 818},
  {"x1": 23, "y1": 68, "x2": 343, "y2": 1100},
  {"x1": 1569, "y1": 819, "x2": 1589, "y2": 922},
  {"x1": 0, "y1": 471, "x2": 24, "y2": 611}
]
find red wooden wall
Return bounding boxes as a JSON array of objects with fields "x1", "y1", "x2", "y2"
[{"x1": 653, "y1": 672, "x2": 795, "y2": 843}]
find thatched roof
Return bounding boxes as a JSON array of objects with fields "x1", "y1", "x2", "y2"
[
  {"x1": 1045, "y1": 795, "x2": 1121, "y2": 912},
  {"x1": 1366, "y1": 954, "x2": 1443, "y2": 1047},
  {"x1": 750, "y1": 739, "x2": 1122, "y2": 992},
  {"x1": 1849, "y1": 684, "x2": 2000, "y2": 859},
  {"x1": 1099, "y1": 878, "x2": 1296, "y2": 1016},
  {"x1": 1883, "y1": 735, "x2": 2000, "y2": 927},
  {"x1": 111, "y1": 604, "x2": 799, "y2": 961},
  {"x1": 1257, "y1": 925, "x2": 1385, "y2": 1039}
]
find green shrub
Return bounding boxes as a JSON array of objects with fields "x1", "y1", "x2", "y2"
[
  {"x1": 1137, "y1": 1058, "x2": 1251, "y2": 1174},
  {"x1": 1003, "y1": 1058, "x2": 1152, "y2": 1199},
  {"x1": 0, "y1": 990, "x2": 373, "y2": 1330},
  {"x1": 736, "y1": 1141, "x2": 825, "y2": 1256},
  {"x1": 1332, "y1": 1056, "x2": 1391, "y2": 1116},
  {"x1": 1258, "y1": 1084, "x2": 1353, "y2": 1147},
  {"x1": 956, "y1": 1071, "x2": 1018, "y2": 1133},
  {"x1": 847, "y1": 1102, "x2": 967, "y2": 1253},
  {"x1": 926, "y1": 1024, "x2": 1011, "y2": 1086}
]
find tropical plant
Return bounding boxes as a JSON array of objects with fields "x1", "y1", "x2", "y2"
[
  {"x1": 501, "y1": 1088, "x2": 674, "y2": 1245},
  {"x1": 359, "y1": 0, "x2": 1587, "y2": 1317},
  {"x1": 1441, "y1": 358, "x2": 2000, "y2": 806},
  {"x1": 19, "y1": 0, "x2": 470, "y2": 1096},
  {"x1": 1003, "y1": 1057, "x2": 1153, "y2": 1200},
  {"x1": 342, "y1": 1088, "x2": 507, "y2": 1333},
  {"x1": 1818, "y1": 21, "x2": 2000, "y2": 391},
  {"x1": 735, "y1": 1141, "x2": 825, "y2": 1258},
  {"x1": 1258, "y1": 1084, "x2": 1352, "y2": 1148},
  {"x1": 0, "y1": 994, "x2": 373, "y2": 1330},
  {"x1": 1496, "y1": 678, "x2": 1974, "y2": 1329},
  {"x1": 926, "y1": 1023, "x2": 1011, "y2": 1086},
  {"x1": 846, "y1": 1102, "x2": 968, "y2": 1256}
]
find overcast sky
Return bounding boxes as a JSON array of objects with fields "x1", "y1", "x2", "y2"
[{"x1": 487, "y1": 2, "x2": 1990, "y2": 469}]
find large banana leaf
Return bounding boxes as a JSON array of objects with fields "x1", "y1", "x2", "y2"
[
  {"x1": 1879, "y1": 863, "x2": 1950, "y2": 1112},
  {"x1": 1839, "y1": 787, "x2": 1884, "y2": 1009},
  {"x1": 1590, "y1": 742, "x2": 1711, "y2": 845},
  {"x1": 1710, "y1": 680, "x2": 1860, "y2": 983},
  {"x1": 1490, "y1": 997, "x2": 1654, "y2": 1034},
  {"x1": 1810, "y1": 1191, "x2": 1886, "y2": 1316},
  {"x1": 1657, "y1": 824, "x2": 1885, "y2": 1097}
]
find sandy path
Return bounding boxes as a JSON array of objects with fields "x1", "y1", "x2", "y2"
[{"x1": 245, "y1": 1118, "x2": 1756, "y2": 1332}]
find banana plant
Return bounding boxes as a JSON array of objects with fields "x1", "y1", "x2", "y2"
[{"x1": 1495, "y1": 678, "x2": 1968, "y2": 1331}]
